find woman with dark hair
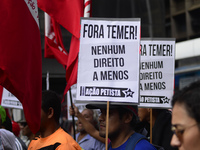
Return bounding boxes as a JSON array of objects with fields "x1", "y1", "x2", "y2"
[{"x1": 171, "y1": 80, "x2": 200, "y2": 150}]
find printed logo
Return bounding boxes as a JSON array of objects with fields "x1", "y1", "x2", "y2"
[
  {"x1": 2, "y1": 99, "x2": 22, "y2": 106},
  {"x1": 122, "y1": 88, "x2": 134, "y2": 98},
  {"x1": 160, "y1": 96, "x2": 170, "y2": 103},
  {"x1": 80, "y1": 86, "x2": 134, "y2": 98},
  {"x1": 140, "y1": 95, "x2": 170, "y2": 104}
]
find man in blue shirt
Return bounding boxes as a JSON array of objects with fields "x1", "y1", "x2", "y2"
[
  {"x1": 75, "y1": 109, "x2": 105, "y2": 150},
  {"x1": 86, "y1": 104, "x2": 156, "y2": 150}
]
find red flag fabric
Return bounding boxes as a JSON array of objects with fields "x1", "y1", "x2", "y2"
[
  {"x1": 0, "y1": 0, "x2": 42, "y2": 134},
  {"x1": 44, "y1": 13, "x2": 68, "y2": 66},
  {"x1": 0, "y1": 86, "x2": 3, "y2": 104},
  {"x1": 38, "y1": 0, "x2": 84, "y2": 94},
  {"x1": 64, "y1": 36, "x2": 80, "y2": 93},
  {"x1": 64, "y1": 0, "x2": 92, "y2": 93},
  {"x1": 38, "y1": 0, "x2": 84, "y2": 38}
]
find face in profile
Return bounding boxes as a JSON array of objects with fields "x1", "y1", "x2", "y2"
[
  {"x1": 77, "y1": 109, "x2": 94, "y2": 132},
  {"x1": 171, "y1": 103, "x2": 200, "y2": 150},
  {"x1": 21, "y1": 123, "x2": 31, "y2": 137},
  {"x1": 98, "y1": 109, "x2": 123, "y2": 139}
]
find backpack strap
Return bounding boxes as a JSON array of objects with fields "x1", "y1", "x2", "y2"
[
  {"x1": 108, "y1": 142, "x2": 111, "y2": 149},
  {"x1": 125, "y1": 132, "x2": 147, "y2": 150}
]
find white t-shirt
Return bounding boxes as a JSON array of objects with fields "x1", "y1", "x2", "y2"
[{"x1": 0, "y1": 129, "x2": 16, "y2": 150}]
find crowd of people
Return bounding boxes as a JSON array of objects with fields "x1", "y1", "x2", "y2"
[{"x1": 0, "y1": 80, "x2": 200, "y2": 149}]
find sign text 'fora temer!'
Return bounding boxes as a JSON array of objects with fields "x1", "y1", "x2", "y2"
[{"x1": 83, "y1": 24, "x2": 138, "y2": 39}]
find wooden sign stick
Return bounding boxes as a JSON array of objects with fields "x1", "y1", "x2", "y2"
[
  {"x1": 150, "y1": 108, "x2": 153, "y2": 144},
  {"x1": 105, "y1": 101, "x2": 110, "y2": 150}
]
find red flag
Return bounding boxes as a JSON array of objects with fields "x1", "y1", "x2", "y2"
[
  {"x1": 64, "y1": 36, "x2": 80, "y2": 93},
  {"x1": 38, "y1": 0, "x2": 84, "y2": 94},
  {"x1": 38, "y1": 0, "x2": 84, "y2": 38},
  {"x1": 44, "y1": 13, "x2": 68, "y2": 66},
  {"x1": 64, "y1": 0, "x2": 92, "y2": 93},
  {"x1": 0, "y1": 0, "x2": 42, "y2": 134}
]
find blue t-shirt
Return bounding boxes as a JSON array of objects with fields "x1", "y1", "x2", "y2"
[
  {"x1": 108, "y1": 139, "x2": 156, "y2": 150},
  {"x1": 76, "y1": 133, "x2": 105, "y2": 150}
]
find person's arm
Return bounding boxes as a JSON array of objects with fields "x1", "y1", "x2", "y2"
[{"x1": 69, "y1": 104, "x2": 105, "y2": 143}]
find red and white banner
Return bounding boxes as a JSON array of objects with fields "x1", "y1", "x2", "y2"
[
  {"x1": 0, "y1": 0, "x2": 42, "y2": 134},
  {"x1": 44, "y1": 13, "x2": 68, "y2": 66},
  {"x1": 38, "y1": 0, "x2": 84, "y2": 94}
]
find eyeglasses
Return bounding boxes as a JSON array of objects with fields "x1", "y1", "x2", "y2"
[{"x1": 171, "y1": 124, "x2": 197, "y2": 139}]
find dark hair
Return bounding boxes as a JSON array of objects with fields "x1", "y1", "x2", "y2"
[
  {"x1": 42, "y1": 90, "x2": 61, "y2": 123},
  {"x1": 2, "y1": 116, "x2": 12, "y2": 132},
  {"x1": 118, "y1": 107, "x2": 139, "y2": 129},
  {"x1": 172, "y1": 80, "x2": 200, "y2": 125}
]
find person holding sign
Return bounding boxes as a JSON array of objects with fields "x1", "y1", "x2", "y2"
[
  {"x1": 86, "y1": 103, "x2": 156, "y2": 150},
  {"x1": 138, "y1": 108, "x2": 176, "y2": 150},
  {"x1": 69, "y1": 104, "x2": 105, "y2": 143},
  {"x1": 171, "y1": 80, "x2": 200, "y2": 150}
]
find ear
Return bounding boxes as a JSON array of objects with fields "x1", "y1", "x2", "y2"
[
  {"x1": 48, "y1": 107, "x2": 54, "y2": 119},
  {"x1": 124, "y1": 112, "x2": 133, "y2": 124}
]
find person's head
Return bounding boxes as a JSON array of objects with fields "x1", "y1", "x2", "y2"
[
  {"x1": 0, "y1": 105, "x2": 6, "y2": 127},
  {"x1": 40, "y1": 90, "x2": 61, "y2": 131},
  {"x1": 138, "y1": 108, "x2": 150, "y2": 122},
  {"x1": 1, "y1": 116, "x2": 12, "y2": 132},
  {"x1": 86, "y1": 103, "x2": 138, "y2": 140},
  {"x1": 20, "y1": 121, "x2": 32, "y2": 138},
  {"x1": 77, "y1": 109, "x2": 95, "y2": 133},
  {"x1": 171, "y1": 80, "x2": 200, "y2": 150}
]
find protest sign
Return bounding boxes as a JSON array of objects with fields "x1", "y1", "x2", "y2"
[
  {"x1": 76, "y1": 18, "x2": 141, "y2": 104},
  {"x1": 1, "y1": 88, "x2": 23, "y2": 109},
  {"x1": 139, "y1": 38, "x2": 175, "y2": 108}
]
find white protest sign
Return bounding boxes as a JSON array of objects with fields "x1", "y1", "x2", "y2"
[
  {"x1": 139, "y1": 38, "x2": 175, "y2": 108},
  {"x1": 1, "y1": 88, "x2": 23, "y2": 109},
  {"x1": 76, "y1": 18, "x2": 141, "y2": 104}
]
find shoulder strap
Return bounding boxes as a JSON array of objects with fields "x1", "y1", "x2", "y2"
[
  {"x1": 108, "y1": 142, "x2": 111, "y2": 149},
  {"x1": 125, "y1": 132, "x2": 147, "y2": 150}
]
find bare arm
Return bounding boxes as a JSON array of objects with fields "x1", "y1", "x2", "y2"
[{"x1": 69, "y1": 104, "x2": 105, "y2": 143}]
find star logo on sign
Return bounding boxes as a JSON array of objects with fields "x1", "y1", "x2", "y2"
[
  {"x1": 122, "y1": 88, "x2": 134, "y2": 98},
  {"x1": 161, "y1": 97, "x2": 170, "y2": 103}
]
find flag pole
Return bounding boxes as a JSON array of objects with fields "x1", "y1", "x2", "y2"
[
  {"x1": 106, "y1": 101, "x2": 109, "y2": 150},
  {"x1": 46, "y1": 71, "x2": 49, "y2": 90},
  {"x1": 84, "y1": 0, "x2": 91, "y2": 17},
  {"x1": 66, "y1": 0, "x2": 92, "y2": 142},
  {"x1": 150, "y1": 108, "x2": 152, "y2": 144},
  {"x1": 69, "y1": 88, "x2": 76, "y2": 140}
]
